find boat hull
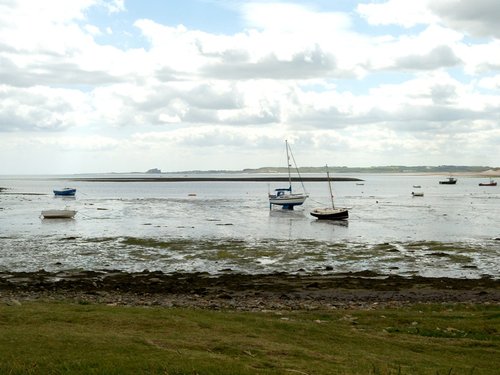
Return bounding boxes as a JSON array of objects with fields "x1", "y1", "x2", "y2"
[
  {"x1": 479, "y1": 182, "x2": 497, "y2": 186},
  {"x1": 41, "y1": 210, "x2": 77, "y2": 219},
  {"x1": 53, "y1": 188, "x2": 76, "y2": 196},
  {"x1": 310, "y1": 208, "x2": 348, "y2": 220},
  {"x1": 439, "y1": 178, "x2": 457, "y2": 185},
  {"x1": 269, "y1": 194, "x2": 308, "y2": 209}
]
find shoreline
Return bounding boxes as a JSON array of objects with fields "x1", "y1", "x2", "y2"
[
  {"x1": 66, "y1": 176, "x2": 363, "y2": 182},
  {"x1": 2, "y1": 270, "x2": 499, "y2": 310}
]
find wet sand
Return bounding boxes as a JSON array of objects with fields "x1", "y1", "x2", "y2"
[{"x1": 1, "y1": 270, "x2": 499, "y2": 310}]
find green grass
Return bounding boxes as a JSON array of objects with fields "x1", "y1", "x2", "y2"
[{"x1": 0, "y1": 302, "x2": 499, "y2": 374}]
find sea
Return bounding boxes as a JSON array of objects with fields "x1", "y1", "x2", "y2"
[{"x1": 1, "y1": 173, "x2": 499, "y2": 279}]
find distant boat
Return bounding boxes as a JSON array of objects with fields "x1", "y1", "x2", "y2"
[
  {"x1": 53, "y1": 188, "x2": 76, "y2": 196},
  {"x1": 268, "y1": 140, "x2": 308, "y2": 210},
  {"x1": 439, "y1": 177, "x2": 457, "y2": 185},
  {"x1": 412, "y1": 191, "x2": 424, "y2": 197},
  {"x1": 413, "y1": 185, "x2": 421, "y2": 188},
  {"x1": 310, "y1": 165, "x2": 348, "y2": 220},
  {"x1": 479, "y1": 179, "x2": 497, "y2": 186},
  {"x1": 41, "y1": 209, "x2": 77, "y2": 219}
]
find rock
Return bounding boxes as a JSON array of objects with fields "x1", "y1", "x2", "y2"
[{"x1": 7, "y1": 299, "x2": 21, "y2": 306}]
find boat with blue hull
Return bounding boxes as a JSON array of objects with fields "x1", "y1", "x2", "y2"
[{"x1": 53, "y1": 188, "x2": 76, "y2": 196}]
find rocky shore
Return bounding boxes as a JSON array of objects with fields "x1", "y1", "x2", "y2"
[{"x1": 1, "y1": 270, "x2": 499, "y2": 310}]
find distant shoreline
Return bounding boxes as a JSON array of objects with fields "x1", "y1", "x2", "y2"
[{"x1": 67, "y1": 176, "x2": 364, "y2": 182}]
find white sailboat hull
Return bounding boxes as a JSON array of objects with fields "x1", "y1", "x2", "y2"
[
  {"x1": 41, "y1": 209, "x2": 77, "y2": 219},
  {"x1": 269, "y1": 193, "x2": 308, "y2": 206}
]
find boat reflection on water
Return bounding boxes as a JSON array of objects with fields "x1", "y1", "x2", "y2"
[
  {"x1": 53, "y1": 195, "x2": 76, "y2": 201},
  {"x1": 310, "y1": 219, "x2": 349, "y2": 228}
]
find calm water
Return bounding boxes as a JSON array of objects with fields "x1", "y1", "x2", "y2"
[{"x1": 1, "y1": 173, "x2": 499, "y2": 278}]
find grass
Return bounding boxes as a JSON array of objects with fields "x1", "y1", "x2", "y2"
[{"x1": 0, "y1": 302, "x2": 499, "y2": 374}]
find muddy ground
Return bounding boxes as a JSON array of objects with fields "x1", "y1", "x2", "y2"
[{"x1": 1, "y1": 270, "x2": 499, "y2": 310}]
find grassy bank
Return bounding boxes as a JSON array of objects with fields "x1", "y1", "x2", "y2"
[{"x1": 1, "y1": 301, "x2": 499, "y2": 374}]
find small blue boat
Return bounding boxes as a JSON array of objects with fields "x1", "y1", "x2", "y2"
[{"x1": 53, "y1": 188, "x2": 76, "y2": 196}]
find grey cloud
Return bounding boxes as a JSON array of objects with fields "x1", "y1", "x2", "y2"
[
  {"x1": 186, "y1": 84, "x2": 242, "y2": 110},
  {"x1": 430, "y1": 84, "x2": 457, "y2": 105},
  {"x1": 0, "y1": 86, "x2": 75, "y2": 132},
  {"x1": 395, "y1": 45, "x2": 461, "y2": 71},
  {"x1": 131, "y1": 83, "x2": 241, "y2": 113},
  {"x1": 288, "y1": 100, "x2": 497, "y2": 136},
  {"x1": 116, "y1": 83, "x2": 254, "y2": 126},
  {"x1": 287, "y1": 107, "x2": 348, "y2": 128},
  {"x1": 155, "y1": 67, "x2": 185, "y2": 82},
  {"x1": 0, "y1": 106, "x2": 68, "y2": 132},
  {"x1": 0, "y1": 56, "x2": 123, "y2": 88},
  {"x1": 177, "y1": 132, "x2": 282, "y2": 150},
  {"x1": 202, "y1": 46, "x2": 339, "y2": 80},
  {"x1": 430, "y1": 0, "x2": 500, "y2": 38},
  {"x1": 474, "y1": 61, "x2": 500, "y2": 73},
  {"x1": 377, "y1": 105, "x2": 487, "y2": 134}
]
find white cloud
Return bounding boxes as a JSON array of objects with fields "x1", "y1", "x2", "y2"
[{"x1": 357, "y1": 0, "x2": 437, "y2": 28}]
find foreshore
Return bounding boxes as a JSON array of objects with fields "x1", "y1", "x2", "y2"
[{"x1": 2, "y1": 270, "x2": 499, "y2": 310}]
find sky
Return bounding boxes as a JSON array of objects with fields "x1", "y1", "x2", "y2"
[{"x1": 1, "y1": 0, "x2": 500, "y2": 174}]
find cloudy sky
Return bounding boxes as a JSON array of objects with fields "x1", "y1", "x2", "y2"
[{"x1": 1, "y1": 0, "x2": 500, "y2": 174}]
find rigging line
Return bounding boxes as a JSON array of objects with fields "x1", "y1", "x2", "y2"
[
  {"x1": 309, "y1": 197, "x2": 329, "y2": 205},
  {"x1": 287, "y1": 143, "x2": 308, "y2": 194}
]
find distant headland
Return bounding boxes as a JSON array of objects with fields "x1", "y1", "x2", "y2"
[{"x1": 166, "y1": 165, "x2": 499, "y2": 175}]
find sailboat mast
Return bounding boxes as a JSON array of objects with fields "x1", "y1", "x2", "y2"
[
  {"x1": 285, "y1": 140, "x2": 292, "y2": 191},
  {"x1": 326, "y1": 164, "x2": 335, "y2": 209}
]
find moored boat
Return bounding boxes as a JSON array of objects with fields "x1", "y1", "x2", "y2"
[
  {"x1": 268, "y1": 140, "x2": 308, "y2": 210},
  {"x1": 41, "y1": 209, "x2": 77, "y2": 219},
  {"x1": 54, "y1": 188, "x2": 76, "y2": 196},
  {"x1": 479, "y1": 179, "x2": 497, "y2": 186},
  {"x1": 439, "y1": 177, "x2": 457, "y2": 185},
  {"x1": 412, "y1": 191, "x2": 424, "y2": 197},
  {"x1": 310, "y1": 165, "x2": 348, "y2": 220},
  {"x1": 310, "y1": 207, "x2": 349, "y2": 220}
]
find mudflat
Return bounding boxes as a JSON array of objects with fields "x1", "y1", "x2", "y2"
[{"x1": 1, "y1": 270, "x2": 499, "y2": 310}]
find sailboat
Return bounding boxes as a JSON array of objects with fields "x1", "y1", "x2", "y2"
[
  {"x1": 268, "y1": 140, "x2": 308, "y2": 210},
  {"x1": 310, "y1": 165, "x2": 348, "y2": 220}
]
